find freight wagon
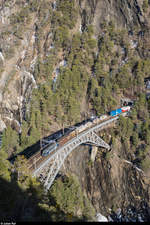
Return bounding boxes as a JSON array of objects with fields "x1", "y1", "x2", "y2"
[
  {"x1": 58, "y1": 129, "x2": 76, "y2": 146},
  {"x1": 99, "y1": 115, "x2": 108, "y2": 121},
  {"x1": 109, "y1": 108, "x2": 122, "y2": 116},
  {"x1": 121, "y1": 106, "x2": 130, "y2": 112},
  {"x1": 40, "y1": 107, "x2": 131, "y2": 157}
]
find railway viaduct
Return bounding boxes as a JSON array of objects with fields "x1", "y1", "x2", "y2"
[{"x1": 29, "y1": 115, "x2": 120, "y2": 190}]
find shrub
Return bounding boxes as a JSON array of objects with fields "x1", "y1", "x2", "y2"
[
  {"x1": 1, "y1": 125, "x2": 19, "y2": 155},
  {"x1": 5, "y1": 47, "x2": 15, "y2": 60},
  {"x1": 87, "y1": 38, "x2": 97, "y2": 49},
  {"x1": 140, "y1": 157, "x2": 150, "y2": 172},
  {"x1": 104, "y1": 151, "x2": 113, "y2": 161},
  {"x1": 49, "y1": 175, "x2": 95, "y2": 220},
  {"x1": 142, "y1": 0, "x2": 149, "y2": 12},
  {"x1": 49, "y1": 175, "x2": 84, "y2": 215}
]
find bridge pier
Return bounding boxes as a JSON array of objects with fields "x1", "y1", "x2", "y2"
[
  {"x1": 91, "y1": 146, "x2": 98, "y2": 162},
  {"x1": 32, "y1": 117, "x2": 120, "y2": 190}
]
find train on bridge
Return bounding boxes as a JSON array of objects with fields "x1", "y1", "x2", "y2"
[
  {"x1": 8, "y1": 106, "x2": 131, "y2": 173},
  {"x1": 41, "y1": 106, "x2": 131, "y2": 157}
]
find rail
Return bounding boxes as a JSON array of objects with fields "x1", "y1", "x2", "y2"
[{"x1": 32, "y1": 115, "x2": 119, "y2": 176}]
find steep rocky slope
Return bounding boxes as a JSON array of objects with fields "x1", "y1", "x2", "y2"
[
  {"x1": 0, "y1": 0, "x2": 150, "y2": 132},
  {"x1": 80, "y1": 0, "x2": 146, "y2": 32},
  {"x1": 62, "y1": 135, "x2": 150, "y2": 221},
  {"x1": 0, "y1": 0, "x2": 38, "y2": 131},
  {"x1": 1, "y1": 0, "x2": 150, "y2": 221}
]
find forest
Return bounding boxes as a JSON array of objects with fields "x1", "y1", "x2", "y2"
[{"x1": 1, "y1": 0, "x2": 150, "y2": 221}]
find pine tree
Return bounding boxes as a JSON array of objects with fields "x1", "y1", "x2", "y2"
[
  {"x1": 14, "y1": 155, "x2": 30, "y2": 184},
  {"x1": 0, "y1": 150, "x2": 11, "y2": 181},
  {"x1": 1, "y1": 126, "x2": 19, "y2": 154}
]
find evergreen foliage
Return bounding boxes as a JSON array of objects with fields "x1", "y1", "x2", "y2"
[
  {"x1": 0, "y1": 150, "x2": 11, "y2": 181},
  {"x1": 49, "y1": 175, "x2": 95, "y2": 220},
  {"x1": 1, "y1": 126, "x2": 19, "y2": 155},
  {"x1": 2, "y1": 0, "x2": 150, "y2": 221}
]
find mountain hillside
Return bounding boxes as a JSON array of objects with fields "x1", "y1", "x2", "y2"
[{"x1": 1, "y1": 0, "x2": 150, "y2": 222}]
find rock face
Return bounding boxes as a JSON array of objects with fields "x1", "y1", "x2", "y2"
[
  {"x1": 62, "y1": 141, "x2": 150, "y2": 221},
  {"x1": 0, "y1": 115, "x2": 6, "y2": 131},
  {"x1": 1, "y1": 0, "x2": 150, "y2": 220},
  {"x1": 0, "y1": 0, "x2": 149, "y2": 131},
  {"x1": 79, "y1": 0, "x2": 146, "y2": 34},
  {"x1": 0, "y1": 0, "x2": 38, "y2": 131},
  {"x1": 96, "y1": 213, "x2": 108, "y2": 222}
]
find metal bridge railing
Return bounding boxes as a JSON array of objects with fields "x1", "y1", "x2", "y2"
[{"x1": 32, "y1": 116, "x2": 119, "y2": 181}]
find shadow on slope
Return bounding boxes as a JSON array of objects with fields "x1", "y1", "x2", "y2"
[
  {"x1": 8, "y1": 127, "x2": 72, "y2": 163},
  {"x1": 0, "y1": 176, "x2": 82, "y2": 222}
]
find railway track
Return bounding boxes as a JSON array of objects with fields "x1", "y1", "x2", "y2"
[
  {"x1": 27, "y1": 133, "x2": 75, "y2": 172},
  {"x1": 27, "y1": 115, "x2": 119, "y2": 174}
]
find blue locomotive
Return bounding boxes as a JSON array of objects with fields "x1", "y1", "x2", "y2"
[{"x1": 41, "y1": 141, "x2": 59, "y2": 157}]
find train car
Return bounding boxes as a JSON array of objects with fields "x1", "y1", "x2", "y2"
[
  {"x1": 92, "y1": 117, "x2": 99, "y2": 124},
  {"x1": 69, "y1": 130, "x2": 76, "y2": 138},
  {"x1": 109, "y1": 108, "x2": 122, "y2": 116},
  {"x1": 84, "y1": 121, "x2": 93, "y2": 129},
  {"x1": 58, "y1": 129, "x2": 76, "y2": 146},
  {"x1": 58, "y1": 135, "x2": 70, "y2": 146},
  {"x1": 76, "y1": 125, "x2": 85, "y2": 133},
  {"x1": 41, "y1": 142, "x2": 59, "y2": 157},
  {"x1": 89, "y1": 115, "x2": 97, "y2": 122},
  {"x1": 121, "y1": 106, "x2": 130, "y2": 112},
  {"x1": 76, "y1": 123, "x2": 90, "y2": 133},
  {"x1": 99, "y1": 115, "x2": 108, "y2": 121},
  {"x1": 76, "y1": 120, "x2": 93, "y2": 133}
]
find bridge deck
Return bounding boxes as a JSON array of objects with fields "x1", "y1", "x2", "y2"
[{"x1": 30, "y1": 116, "x2": 119, "y2": 179}]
